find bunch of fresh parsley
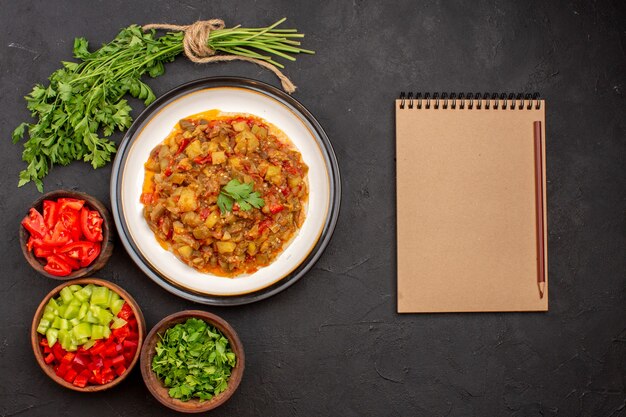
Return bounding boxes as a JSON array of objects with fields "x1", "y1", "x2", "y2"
[
  {"x1": 12, "y1": 26, "x2": 184, "y2": 192},
  {"x1": 217, "y1": 179, "x2": 265, "y2": 214},
  {"x1": 152, "y1": 318, "x2": 237, "y2": 402}
]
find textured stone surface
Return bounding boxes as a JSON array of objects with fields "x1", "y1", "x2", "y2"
[{"x1": 1, "y1": 1, "x2": 624, "y2": 416}]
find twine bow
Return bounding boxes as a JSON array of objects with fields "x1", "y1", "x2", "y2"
[{"x1": 143, "y1": 20, "x2": 297, "y2": 94}]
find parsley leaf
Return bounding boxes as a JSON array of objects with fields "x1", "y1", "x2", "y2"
[
  {"x1": 222, "y1": 180, "x2": 253, "y2": 199},
  {"x1": 217, "y1": 193, "x2": 234, "y2": 214},
  {"x1": 218, "y1": 179, "x2": 265, "y2": 214},
  {"x1": 151, "y1": 318, "x2": 237, "y2": 402}
]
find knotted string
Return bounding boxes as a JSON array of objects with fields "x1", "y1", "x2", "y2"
[{"x1": 143, "y1": 20, "x2": 297, "y2": 94}]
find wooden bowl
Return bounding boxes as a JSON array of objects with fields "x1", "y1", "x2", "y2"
[
  {"x1": 31, "y1": 278, "x2": 146, "y2": 392},
  {"x1": 140, "y1": 310, "x2": 245, "y2": 412},
  {"x1": 19, "y1": 190, "x2": 114, "y2": 280}
]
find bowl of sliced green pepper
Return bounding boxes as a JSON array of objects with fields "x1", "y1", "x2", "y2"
[{"x1": 31, "y1": 278, "x2": 145, "y2": 392}]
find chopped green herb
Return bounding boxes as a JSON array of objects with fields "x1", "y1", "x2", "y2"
[
  {"x1": 151, "y1": 318, "x2": 236, "y2": 402},
  {"x1": 217, "y1": 179, "x2": 265, "y2": 214}
]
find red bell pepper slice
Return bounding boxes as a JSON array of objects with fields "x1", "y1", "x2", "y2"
[
  {"x1": 175, "y1": 138, "x2": 191, "y2": 156},
  {"x1": 80, "y1": 208, "x2": 104, "y2": 242},
  {"x1": 193, "y1": 155, "x2": 212, "y2": 165},
  {"x1": 126, "y1": 318, "x2": 138, "y2": 330},
  {"x1": 111, "y1": 354, "x2": 125, "y2": 367},
  {"x1": 104, "y1": 342, "x2": 123, "y2": 357},
  {"x1": 72, "y1": 354, "x2": 88, "y2": 370},
  {"x1": 22, "y1": 208, "x2": 47, "y2": 238},
  {"x1": 123, "y1": 340, "x2": 138, "y2": 352},
  {"x1": 44, "y1": 255, "x2": 72, "y2": 277},
  {"x1": 73, "y1": 373, "x2": 89, "y2": 388},
  {"x1": 56, "y1": 362, "x2": 69, "y2": 378},
  {"x1": 102, "y1": 368, "x2": 115, "y2": 384},
  {"x1": 52, "y1": 342, "x2": 66, "y2": 361},
  {"x1": 140, "y1": 192, "x2": 154, "y2": 205},
  {"x1": 111, "y1": 327, "x2": 131, "y2": 343},
  {"x1": 114, "y1": 365, "x2": 127, "y2": 377},
  {"x1": 44, "y1": 353, "x2": 55, "y2": 364},
  {"x1": 89, "y1": 369, "x2": 101, "y2": 384},
  {"x1": 269, "y1": 203, "x2": 284, "y2": 214},
  {"x1": 63, "y1": 368, "x2": 78, "y2": 383},
  {"x1": 123, "y1": 352, "x2": 134, "y2": 363},
  {"x1": 61, "y1": 352, "x2": 75, "y2": 365},
  {"x1": 117, "y1": 303, "x2": 133, "y2": 321},
  {"x1": 43, "y1": 200, "x2": 59, "y2": 230},
  {"x1": 88, "y1": 341, "x2": 106, "y2": 356},
  {"x1": 258, "y1": 219, "x2": 273, "y2": 234},
  {"x1": 88, "y1": 356, "x2": 104, "y2": 371}
]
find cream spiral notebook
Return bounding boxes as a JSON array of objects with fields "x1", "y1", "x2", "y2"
[{"x1": 395, "y1": 92, "x2": 548, "y2": 313}]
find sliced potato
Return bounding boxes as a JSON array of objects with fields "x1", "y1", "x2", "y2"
[
  {"x1": 216, "y1": 241, "x2": 236, "y2": 254},
  {"x1": 265, "y1": 165, "x2": 282, "y2": 178},
  {"x1": 185, "y1": 140, "x2": 203, "y2": 159},
  {"x1": 232, "y1": 121, "x2": 248, "y2": 132},
  {"x1": 288, "y1": 176, "x2": 302, "y2": 188},
  {"x1": 178, "y1": 188, "x2": 198, "y2": 212},
  {"x1": 211, "y1": 151, "x2": 226, "y2": 165},
  {"x1": 205, "y1": 211, "x2": 220, "y2": 229},
  {"x1": 178, "y1": 245, "x2": 193, "y2": 259}
]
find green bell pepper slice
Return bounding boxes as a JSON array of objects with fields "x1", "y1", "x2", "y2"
[
  {"x1": 60, "y1": 287, "x2": 74, "y2": 304},
  {"x1": 72, "y1": 322, "x2": 92, "y2": 340},
  {"x1": 36, "y1": 319, "x2": 50, "y2": 335},
  {"x1": 64, "y1": 303, "x2": 80, "y2": 320},
  {"x1": 91, "y1": 286, "x2": 110, "y2": 306},
  {"x1": 74, "y1": 287, "x2": 91, "y2": 302},
  {"x1": 78, "y1": 302, "x2": 89, "y2": 320},
  {"x1": 85, "y1": 311, "x2": 99, "y2": 324},
  {"x1": 111, "y1": 317, "x2": 127, "y2": 329},
  {"x1": 46, "y1": 328, "x2": 59, "y2": 347},
  {"x1": 111, "y1": 299, "x2": 125, "y2": 316},
  {"x1": 91, "y1": 324, "x2": 105, "y2": 340}
]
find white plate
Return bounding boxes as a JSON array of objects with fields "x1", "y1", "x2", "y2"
[{"x1": 111, "y1": 77, "x2": 340, "y2": 305}]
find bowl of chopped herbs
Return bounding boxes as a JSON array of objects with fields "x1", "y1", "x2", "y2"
[{"x1": 140, "y1": 310, "x2": 244, "y2": 412}]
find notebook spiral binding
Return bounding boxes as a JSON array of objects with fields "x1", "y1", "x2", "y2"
[{"x1": 399, "y1": 92, "x2": 541, "y2": 110}]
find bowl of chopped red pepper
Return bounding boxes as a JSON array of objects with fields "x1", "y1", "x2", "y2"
[
  {"x1": 31, "y1": 278, "x2": 145, "y2": 392},
  {"x1": 19, "y1": 190, "x2": 114, "y2": 280}
]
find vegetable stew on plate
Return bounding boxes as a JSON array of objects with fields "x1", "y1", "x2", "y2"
[{"x1": 141, "y1": 111, "x2": 309, "y2": 276}]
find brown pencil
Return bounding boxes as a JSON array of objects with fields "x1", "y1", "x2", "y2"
[{"x1": 534, "y1": 121, "x2": 545, "y2": 298}]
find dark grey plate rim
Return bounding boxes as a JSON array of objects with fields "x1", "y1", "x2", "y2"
[{"x1": 110, "y1": 76, "x2": 341, "y2": 306}]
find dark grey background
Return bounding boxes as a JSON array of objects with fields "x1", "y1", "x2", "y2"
[{"x1": 1, "y1": 0, "x2": 624, "y2": 416}]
